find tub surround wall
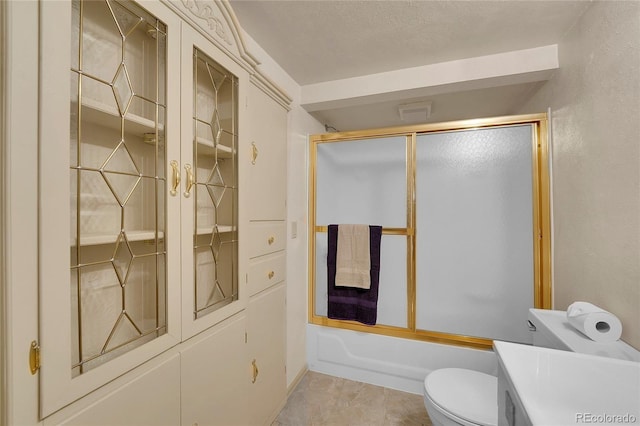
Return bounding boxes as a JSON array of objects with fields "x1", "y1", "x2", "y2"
[{"x1": 517, "y1": 1, "x2": 640, "y2": 349}]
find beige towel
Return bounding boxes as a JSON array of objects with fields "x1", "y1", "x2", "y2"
[{"x1": 335, "y1": 224, "x2": 371, "y2": 289}]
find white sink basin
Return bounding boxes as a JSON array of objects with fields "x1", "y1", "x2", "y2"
[{"x1": 494, "y1": 340, "x2": 640, "y2": 425}]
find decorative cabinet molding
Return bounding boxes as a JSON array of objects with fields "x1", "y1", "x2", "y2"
[
  {"x1": 180, "y1": 0, "x2": 233, "y2": 45},
  {"x1": 164, "y1": 0, "x2": 293, "y2": 110}
]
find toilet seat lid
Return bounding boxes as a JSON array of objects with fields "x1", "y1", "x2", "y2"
[{"x1": 424, "y1": 368, "x2": 497, "y2": 426}]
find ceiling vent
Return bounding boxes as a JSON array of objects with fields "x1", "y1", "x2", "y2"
[{"x1": 398, "y1": 101, "x2": 432, "y2": 122}]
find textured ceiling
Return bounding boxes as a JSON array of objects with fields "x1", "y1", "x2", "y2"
[{"x1": 230, "y1": 0, "x2": 590, "y2": 85}]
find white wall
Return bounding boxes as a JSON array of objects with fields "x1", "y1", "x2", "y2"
[{"x1": 518, "y1": 1, "x2": 640, "y2": 349}]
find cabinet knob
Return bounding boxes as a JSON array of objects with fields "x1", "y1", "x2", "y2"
[
  {"x1": 268, "y1": 271, "x2": 275, "y2": 279},
  {"x1": 268, "y1": 236, "x2": 275, "y2": 245}
]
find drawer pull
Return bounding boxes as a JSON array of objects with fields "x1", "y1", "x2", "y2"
[
  {"x1": 268, "y1": 271, "x2": 275, "y2": 279},
  {"x1": 267, "y1": 236, "x2": 275, "y2": 245}
]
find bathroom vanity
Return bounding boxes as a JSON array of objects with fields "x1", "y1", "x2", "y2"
[
  {"x1": 495, "y1": 340, "x2": 640, "y2": 426},
  {"x1": 495, "y1": 309, "x2": 640, "y2": 426}
]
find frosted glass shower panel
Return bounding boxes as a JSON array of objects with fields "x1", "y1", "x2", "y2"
[
  {"x1": 316, "y1": 137, "x2": 407, "y2": 227},
  {"x1": 415, "y1": 125, "x2": 534, "y2": 343},
  {"x1": 315, "y1": 234, "x2": 407, "y2": 328}
]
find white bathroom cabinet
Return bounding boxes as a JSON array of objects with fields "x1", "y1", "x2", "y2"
[
  {"x1": 247, "y1": 284, "x2": 287, "y2": 425},
  {"x1": 7, "y1": 0, "x2": 290, "y2": 424},
  {"x1": 181, "y1": 314, "x2": 250, "y2": 426},
  {"x1": 246, "y1": 83, "x2": 288, "y2": 221},
  {"x1": 245, "y1": 80, "x2": 288, "y2": 424}
]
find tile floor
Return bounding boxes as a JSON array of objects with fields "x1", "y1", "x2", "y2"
[{"x1": 273, "y1": 371, "x2": 433, "y2": 426}]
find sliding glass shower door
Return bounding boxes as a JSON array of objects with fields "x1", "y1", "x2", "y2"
[
  {"x1": 415, "y1": 125, "x2": 535, "y2": 343},
  {"x1": 308, "y1": 114, "x2": 550, "y2": 348},
  {"x1": 314, "y1": 136, "x2": 409, "y2": 328}
]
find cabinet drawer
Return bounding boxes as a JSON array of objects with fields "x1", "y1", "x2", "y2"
[
  {"x1": 249, "y1": 221, "x2": 285, "y2": 258},
  {"x1": 249, "y1": 252, "x2": 285, "y2": 296}
]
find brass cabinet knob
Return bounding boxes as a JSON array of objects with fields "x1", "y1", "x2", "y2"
[
  {"x1": 268, "y1": 271, "x2": 275, "y2": 279},
  {"x1": 268, "y1": 236, "x2": 275, "y2": 245}
]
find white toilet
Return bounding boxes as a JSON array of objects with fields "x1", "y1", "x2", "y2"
[{"x1": 423, "y1": 308, "x2": 640, "y2": 426}]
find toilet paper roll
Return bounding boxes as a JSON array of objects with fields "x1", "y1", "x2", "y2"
[{"x1": 566, "y1": 301, "x2": 623, "y2": 343}]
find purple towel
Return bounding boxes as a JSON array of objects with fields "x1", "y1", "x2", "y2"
[{"x1": 327, "y1": 224, "x2": 382, "y2": 326}]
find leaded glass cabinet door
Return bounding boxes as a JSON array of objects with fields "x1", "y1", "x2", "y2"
[
  {"x1": 39, "y1": 0, "x2": 181, "y2": 416},
  {"x1": 180, "y1": 25, "x2": 247, "y2": 338}
]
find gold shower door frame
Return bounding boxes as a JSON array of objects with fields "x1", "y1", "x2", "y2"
[{"x1": 308, "y1": 113, "x2": 551, "y2": 349}]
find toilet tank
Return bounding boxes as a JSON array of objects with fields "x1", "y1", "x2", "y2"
[{"x1": 527, "y1": 308, "x2": 640, "y2": 362}]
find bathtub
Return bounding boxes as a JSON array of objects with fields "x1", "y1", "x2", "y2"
[{"x1": 306, "y1": 324, "x2": 497, "y2": 394}]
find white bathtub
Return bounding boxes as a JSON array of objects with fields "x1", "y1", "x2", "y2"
[{"x1": 306, "y1": 324, "x2": 498, "y2": 394}]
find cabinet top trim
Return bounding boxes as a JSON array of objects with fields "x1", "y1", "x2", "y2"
[{"x1": 165, "y1": 0, "x2": 292, "y2": 107}]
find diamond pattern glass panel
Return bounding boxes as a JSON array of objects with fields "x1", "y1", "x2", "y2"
[
  {"x1": 207, "y1": 183, "x2": 225, "y2": 209},
  {"x1": 113, "y1": 233, "x2": 133, "y2": 284},
  {"x1": 207, "y1": 162, "x2": 224, "y2": 186},
  {"x1": 211, "y1": 110, "x2": 222, "y2": 146},
  {"x1": 103, "y1": 171, "x2": 140, "y2": 206},
  {"x1": 113, "y1": 64, "x2": 134, "y2": 115},
  {"x1": 71, "y1": 0, "x2": 167, "y2": 376},
  {"x1": 104, "y1": 142, "x2": 139, "y2": 175},
  {"x1": 193, "y1": 47, "x2": 238, "y2": 319},
  {"x1": 211, "y1": 227, "x2": 222, "y2": 262}
]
